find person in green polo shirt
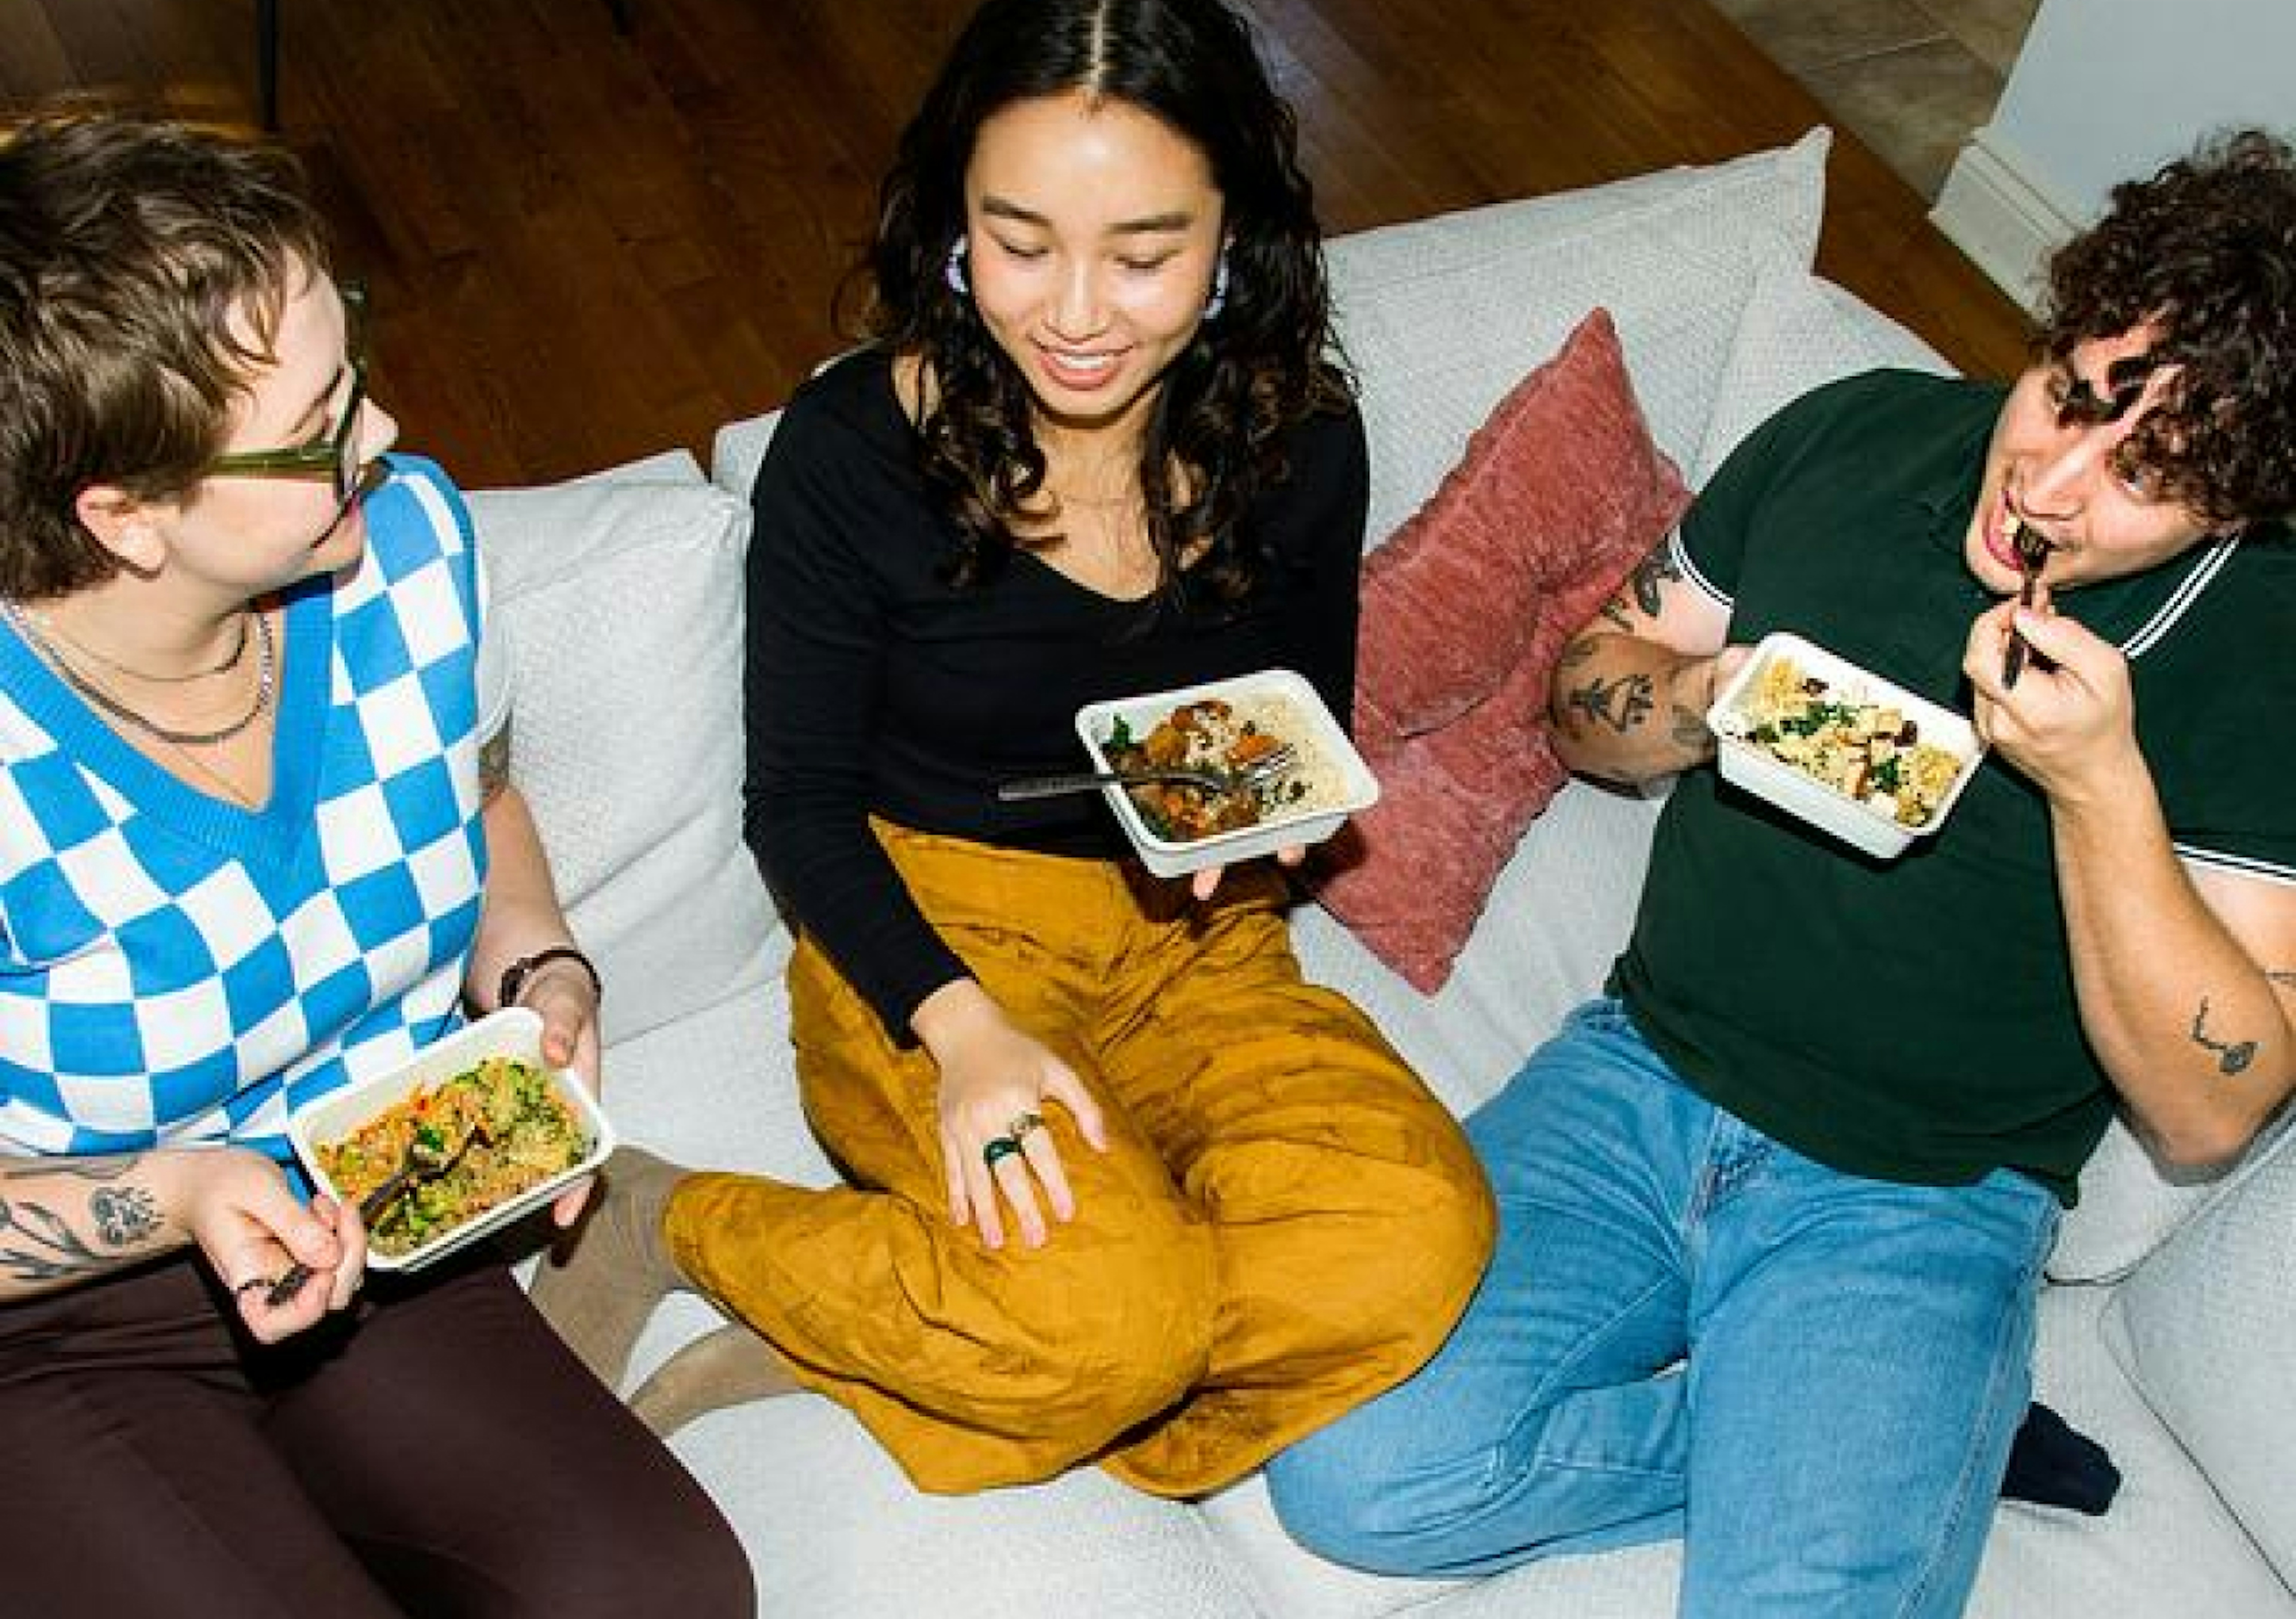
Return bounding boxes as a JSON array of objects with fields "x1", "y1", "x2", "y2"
[{"x1": 1265, "y1": 130, "x2": 2296, "y2": 1616}]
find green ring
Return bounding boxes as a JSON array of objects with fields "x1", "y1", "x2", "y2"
[{"x1": 981, "y1": 1135, "x2": 1024, "y2": 1168}]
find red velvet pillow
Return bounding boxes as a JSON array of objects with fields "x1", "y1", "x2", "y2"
[{"x1": 1314, "y1": 308, "x2": 1690, "y2": 992}]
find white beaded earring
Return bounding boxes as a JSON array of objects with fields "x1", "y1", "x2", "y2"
[
  {"x1": 944, "y1": 236, "x2": 970, "y2": 296},
  {"x1": 1203, "y1": 250, "x2": 1231, "y2": 319}
]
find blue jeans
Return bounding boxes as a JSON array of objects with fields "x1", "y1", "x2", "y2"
[{"x1": 1265, "y1": 998, "x2": 2058, "y2": 1619}]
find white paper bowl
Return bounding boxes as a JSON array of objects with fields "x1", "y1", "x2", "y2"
[
  {"x1": 288, "y1": 1007, "x2": 613, "y2": 1272},
  {"x1": 1705, "y1": 630, "x2": 1983, "y2": 860},
  {"x1": 1076, "y1": 668, "x2": 1379, "y2": 879}
]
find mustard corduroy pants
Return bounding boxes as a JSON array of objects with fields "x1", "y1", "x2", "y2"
[{"x1": 664, "y1": 823, "x2": 1494, "y2": 1496}]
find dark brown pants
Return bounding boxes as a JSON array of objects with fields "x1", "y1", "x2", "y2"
[{"x1": 0, "y1": 1250, "x2": 753, "y2": 1618}]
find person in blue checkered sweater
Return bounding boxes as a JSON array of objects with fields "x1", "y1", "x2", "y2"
[{"x1": 0, "y1": 114, "x2": 751, "y2": 1617}]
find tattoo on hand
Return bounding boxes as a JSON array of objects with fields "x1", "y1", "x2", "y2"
[
  {"x1": 1564, "y1": 673, "x2": 1655, "y2": 735},
  {"x1": 2189, "y1": 995, "x2": 2258, "y2": 1077},
  {"x1": 2268, "y1": 969, "x2": 2296, "y2": 990},
  {"x1": 1669, "y1": 704, "x2": 1710, "y2": 754}
]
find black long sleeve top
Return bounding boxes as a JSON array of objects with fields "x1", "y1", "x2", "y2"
[{"x1": 741, "y1": 349, "x2": 1369, "y2": 1038}]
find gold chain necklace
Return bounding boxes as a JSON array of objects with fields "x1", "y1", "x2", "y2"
[{"x1": 2, "y1": 598, "x2": 276, "y2": 747}]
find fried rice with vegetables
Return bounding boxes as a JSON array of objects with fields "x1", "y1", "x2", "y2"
[{"x1": 316, "y1": 1056, "x2": 588, "y2": 1257}]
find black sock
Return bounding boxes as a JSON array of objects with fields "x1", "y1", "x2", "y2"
[{"x1": 2000, "y1": 1400, "x2": 2121, "y2": 1515}]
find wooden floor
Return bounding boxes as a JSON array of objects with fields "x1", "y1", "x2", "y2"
[{"x1": 2, "y1": 0, "x2": 2032, "y2": 489}]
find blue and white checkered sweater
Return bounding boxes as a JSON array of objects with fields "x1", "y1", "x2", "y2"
[{"x1": 0, "y1": 457, "x2": 500, "y2": 1168}]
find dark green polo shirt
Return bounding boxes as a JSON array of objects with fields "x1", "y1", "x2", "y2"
[{"x1": 1612, "y1": 369, "x2": 2296, "y2": 1200}]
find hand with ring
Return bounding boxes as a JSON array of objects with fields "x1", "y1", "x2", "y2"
[{"x1": 911, "y1": 980, "x2": 1109, "y2": 1252}]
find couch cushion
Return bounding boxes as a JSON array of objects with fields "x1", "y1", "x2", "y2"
[
  {"x1": 1314, "y1": 310, "x2": 1689, "y2": 992},
  {"x1": 2102, "y1": 1117, "x2": 2296, "y2": 1587},
  {"x1": 1330, "y1": 129, "x2": 1827, "y2": 549},
  {"x1": 1691, "y1": 264, "x2": 1954, "y2": 484},
  {"x1": 2046, "y1": 1116, "x2": 2243, "y2": 1284},
  {"x1": 469, "y1": 454, "x2": 782, "y2": 1047},
  {"x1": 712, "y1": 409, "x2": 781, "y2": 503}
]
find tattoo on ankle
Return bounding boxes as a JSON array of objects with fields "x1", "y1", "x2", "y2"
[{"x1": 2190, "y1": 995, "x2": 2258, "y2": 1077}]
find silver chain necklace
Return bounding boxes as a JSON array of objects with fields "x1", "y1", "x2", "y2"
[{"x1": 2, "y1": 598, "x2": 276, "y2": 747}]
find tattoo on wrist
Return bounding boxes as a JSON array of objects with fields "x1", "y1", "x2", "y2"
[
  {"x1": 0, "y1": 1158, "x2": 155, "y2": 1283},
  {"x1": 2190, "y1": 995, "x2": 2259, "y2": 1077}
]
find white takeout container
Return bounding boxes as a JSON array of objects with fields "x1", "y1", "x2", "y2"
[
  {"x1": 1076, "y1": 668, "x2": 1380, "y2": 879},
  {"x1": 1705, "y1": 630, "x2": 1984, "y2": 860},
  {"x1": 288, "y1": 1007, "x2": 613, "y2": 1272}
]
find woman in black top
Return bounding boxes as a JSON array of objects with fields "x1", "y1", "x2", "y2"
[{"x1": 534, "y1": 0, "x2": 1492, "y2": 1496}]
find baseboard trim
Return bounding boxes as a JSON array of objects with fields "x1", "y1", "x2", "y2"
[{"x1": 1930, "y1": 129, "x2": 2081, "y2": 316}]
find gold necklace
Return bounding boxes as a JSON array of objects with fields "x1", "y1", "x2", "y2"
[
  {"x1": 1, "y1": 598, "x2": 276, "y2": 747},
  {"x1": 23, "y1": 604, "x2": 250, "y2": 684}
]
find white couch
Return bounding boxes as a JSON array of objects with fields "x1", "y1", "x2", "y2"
[{"x1": 469, "y1": 130, "x2": 2296, "y2": 1617}]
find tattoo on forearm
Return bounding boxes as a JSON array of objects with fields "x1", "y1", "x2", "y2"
[
  {"x1": 2189, "y1": 995, "x2": 2259, "y2": 1077},
  {"x1": 0, "y1": 1159, "x2": 157, "y2": 1283},
  {"x1": 1564, "y1": 673, "x2": 1655, "y2": 735}
]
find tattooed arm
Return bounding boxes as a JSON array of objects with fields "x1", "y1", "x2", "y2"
[
  {"x1": 2056, "y1": 800, "x2": 2296, "y2": 1167},
  {"x1": 0, "y1": 1146, "x2": 354, "y2": 1340},
  {"x1": 1547, "y1": 535, "x2": 1741, "y2": 787},
  {"x1": 1964, "y1": 600, "x2": 2296, "y2": 1167}
]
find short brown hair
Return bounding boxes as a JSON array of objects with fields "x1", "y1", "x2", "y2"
[
  {"x1": 2038, "y1": 129, "x2": 2296, "y2": 532},
  {"x1": 0, "y1": 112, "x2": 330, "y2": 598}
]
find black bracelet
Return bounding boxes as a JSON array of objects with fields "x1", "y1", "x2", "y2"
[{"x1": 498, "y1": 945, "x2": 603, "y2": 1010}]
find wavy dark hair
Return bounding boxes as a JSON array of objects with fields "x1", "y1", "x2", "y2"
[
  {"x1": 2038, "y1": 128, "x2": 2296, "y2": 531},
  {"x1": 865, "y1": 0, "x2": 1351, "y2": 598},
  {"x1": 0, "y1": 112, "x2": 329, "y2": 599}
]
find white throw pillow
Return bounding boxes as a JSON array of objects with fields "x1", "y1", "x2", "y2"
[
  {"x1": 2103, "y1": 1114, "x2": 2296, "y2": 1585},
  {"x1": 468, "y1": 453, "x2": 781, "y2": 1047},
  {"x1": 1330, "y1": 128, "x2": 1831, "y2": 549},
  {"x1": 1692, "y1": 263, "x2": 1953, "y2": 485}
]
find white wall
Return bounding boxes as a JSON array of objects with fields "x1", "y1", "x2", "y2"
[{"x1": 1931, "y1": 0, "x2": 2296, "y2": 310}]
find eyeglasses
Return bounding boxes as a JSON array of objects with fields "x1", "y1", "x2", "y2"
[{"x1": 206, "y1": 280, "x2": 374, "y2": 506}]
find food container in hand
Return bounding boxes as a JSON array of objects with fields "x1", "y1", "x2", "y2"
[
  {"x1": 1705, "y1": 630, "x2": 1983, "y2": 860},
  {"x1": 1074, "y1": 668, "x2": 1380, "y2": 879},
  {"x1": 288, "y1": 1007, "x2": 614, "y2": 1272}
]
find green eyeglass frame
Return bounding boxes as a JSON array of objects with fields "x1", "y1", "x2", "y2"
[{"x1": 206, "y1": 279, "x2": 371, "y2": 502}]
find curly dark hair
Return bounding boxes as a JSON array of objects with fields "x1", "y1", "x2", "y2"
[
  {"x1": 863, "y1": 0, "x2": 1351, "y2": 600},
  {"x1": 0, "y1": 112, "x2": 329, "y2": 600},
  {"x1": 2038, "y1": 128, "x2": 2296, "y2": 531}
]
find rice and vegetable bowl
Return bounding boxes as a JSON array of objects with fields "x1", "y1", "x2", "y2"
[
  {"x1": 1729, "y1": 654, "x2": 1967, "y2": 829},
  {"x1": 1101, "y1": 693, "x2": 1345, "y2": 843},
  {"x1": 315, "y1": 1056, "x2": 590, "y2": 1257}
]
